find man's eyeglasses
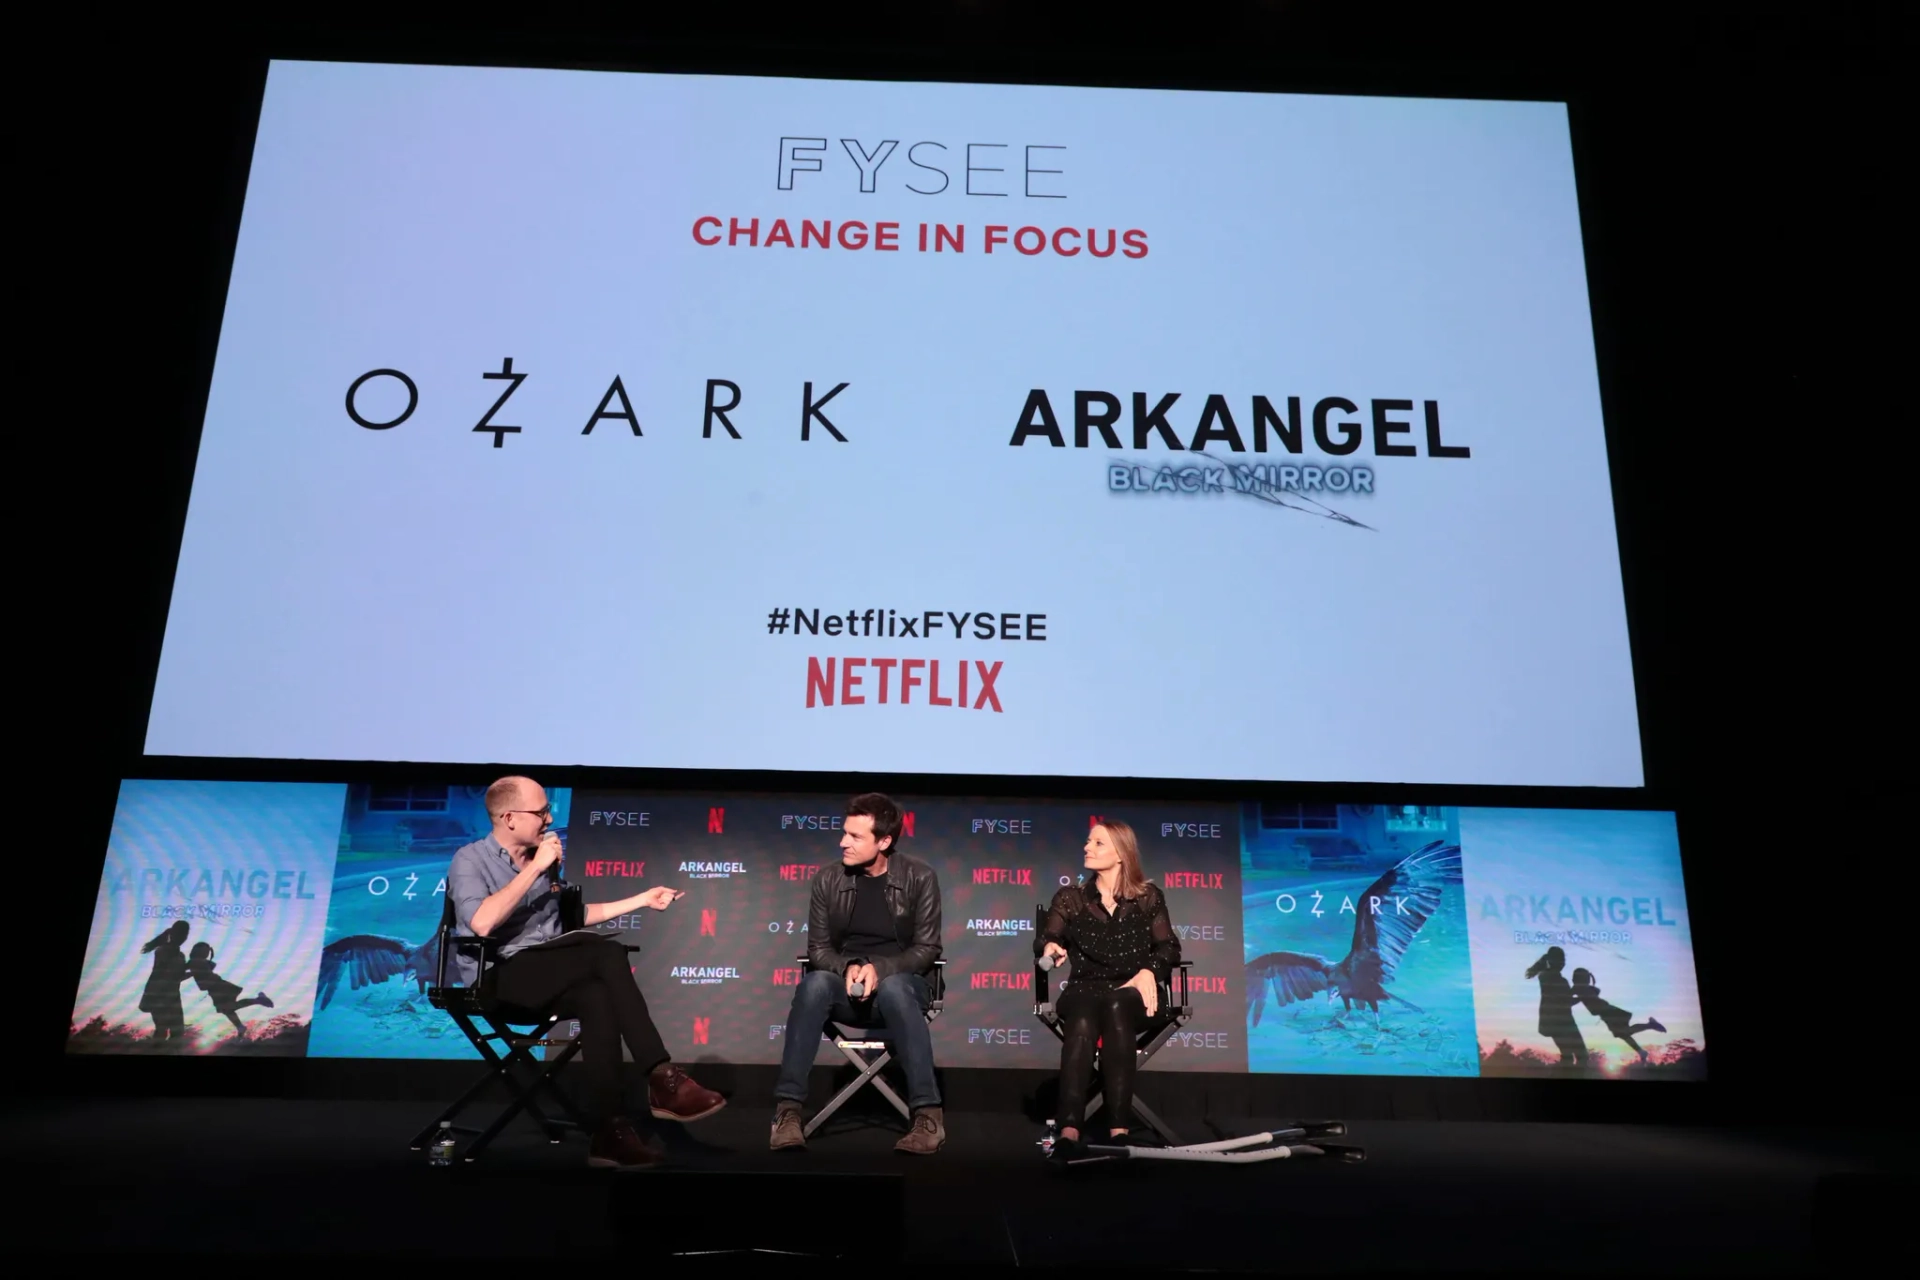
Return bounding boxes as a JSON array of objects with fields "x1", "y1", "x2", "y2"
[{"x1": 500, "y1": 804, "x2": 553, "y2": 820}]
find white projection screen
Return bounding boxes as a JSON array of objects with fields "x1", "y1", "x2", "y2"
[{"x1": 145, "y1": 60, "x2": 1642, "y2": 786}]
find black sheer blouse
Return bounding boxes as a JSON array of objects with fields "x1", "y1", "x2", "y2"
[{"x1": 1038, "y1": 881, "x2": 1180, "y2": 991}]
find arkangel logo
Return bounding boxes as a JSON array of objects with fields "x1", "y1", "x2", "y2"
[
  {"x1": 671, "y1": 965, "x2": 742, "y2": 986},
  {"x1": 681, "y1": 860, "x2": 747, "y2": 880}
]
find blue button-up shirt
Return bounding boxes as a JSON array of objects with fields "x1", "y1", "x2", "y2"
[{"x1": 446, "y1": 832, "x2": 563, "y2": 985}]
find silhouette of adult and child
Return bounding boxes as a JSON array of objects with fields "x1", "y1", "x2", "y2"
[
  {"x1": 138, "y1": 921, "x2": 275, "y2": 1042},
  {"x1": 1525, "y1": 946, "x2": 1665, "y2": 1067}
]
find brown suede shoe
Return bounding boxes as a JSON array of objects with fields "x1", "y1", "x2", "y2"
[
  {"x1": 648, "y1": 1063, "x2": 727, "y2": 1122},
  {"x1": 894, "y1": 1106, "x2": 945, "y2": 1155},
  {"x1": 587, "y1": 1118, "x2": 664, "y2": 1170},
  {"x1": 769, "y1": 1102, "x2": 807, "y2": 1151}
]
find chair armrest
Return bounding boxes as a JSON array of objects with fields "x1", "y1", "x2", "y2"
[{"x1": 929, "y1": 958, "x2": 946, "y2": 1008}]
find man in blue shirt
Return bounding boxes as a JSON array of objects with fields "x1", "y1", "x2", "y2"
[{"x1": 448, "y1": 776, "x2": 724, "y2": 1169}]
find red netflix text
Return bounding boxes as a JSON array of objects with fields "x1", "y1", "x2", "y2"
[
  {"x1": 582, "y1": 860, "x2": 645, "y2": 878},
  {"x1": 1163, "y1": 872, "x2": 1226, "y2": 889},
  {"x1": 780, "y1": 864, "x2": 821, "y2": 881},
  {"x1": 972, "y1": 868, "x2": 1033, "y2": 886},
  {"x1": 970, "y1": 972, "x2": 1032, "y2": 991},
  {"x1": 806, "y1": 657, "x2": 1002, "y2": 711}
]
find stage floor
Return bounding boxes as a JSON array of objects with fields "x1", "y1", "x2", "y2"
[{"x1": 15, "y1": 1093, "x2": 1893, "y2": 1273}]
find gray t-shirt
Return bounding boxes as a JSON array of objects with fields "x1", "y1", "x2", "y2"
[{"x1": 445, "y1": 833, "x2": 563, "y2": 984}]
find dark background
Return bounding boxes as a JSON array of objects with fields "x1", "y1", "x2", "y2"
[{"x1": 27, "y1": 3, "x2": 1896, "y2": 1118}]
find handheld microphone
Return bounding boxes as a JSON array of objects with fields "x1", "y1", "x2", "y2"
[{"x1": 1038, "y1": 952, "x2": 1065, "y2": 972}]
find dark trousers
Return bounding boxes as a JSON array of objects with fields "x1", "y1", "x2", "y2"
[
  {"x1": 1056, "y1": 984, "x2": 1147, "y2": 1131},
  {"x1": 491, "y1": 934, "x2": 669, "y2": 1125},
  {"x1": 774, "y1": 969, "x2": 940, "y2": 1111}
]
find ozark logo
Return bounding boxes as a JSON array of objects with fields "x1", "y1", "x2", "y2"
[
  {"x1": 681, "y1": 859, "x2": 747, "y2": 881},
  {"x1": 972, "y1": 867, "x2": 1033, "y2": 885},
  {"x1": 969, "y1": 971, "x2": 1031, "y2": 991},
  {"x1": 1163, "y1": 870, "x2": 1226, "y2": 889},
  {"x1": 967, "y1": 1027, "x2": 1032, "y2": 1045},
  {"x1": 671, "y1": 965, "x2": 742, "y2": 986},
  {"x1": 780, "y1": 863, "x2": 821, "y2": 881},
  {"x1": 966, "y1": 917, "x2": 1034, "y2": 939}
]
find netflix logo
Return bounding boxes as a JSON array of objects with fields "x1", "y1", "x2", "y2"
[
  {"x1": 1189, "y1": 975, "x2": 1229, "y2": 995},
  {"x1": 970, "y1": 971, "x2": 1031, "y2": 991},
  {"x1": 972, "y1": 868, "x2": 1033, "y2": 886},
  {"x1": 1163, "y1": 871, "x2": 1226, "y2": 889},
  {"x1": 780, "y1": 864, "x2": 821, "y2": 881},
  {"x1": 772, "y1": 967, "x2": 804, "y2": 986},
  {"x1": 581, "y1": 860, "x2": 645, "y2": 878}
]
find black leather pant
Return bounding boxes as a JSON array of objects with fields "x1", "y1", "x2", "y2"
[{"x1": 1055, "y1": 984, "x2": 1147, "y2": 1131}]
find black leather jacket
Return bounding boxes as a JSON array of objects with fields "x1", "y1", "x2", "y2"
[{"x1": 806, "y1": 852, "x2": 943, "y2": 982}]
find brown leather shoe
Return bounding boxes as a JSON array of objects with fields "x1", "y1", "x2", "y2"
[
  {"x1": 769, "y1": 1101, "x2": 807, "y2": 1151},
  {"x1": 648, "y1": 1062, "x2": 727, "y2": 1122},
  {"x1": 587, "y1": 1118, "x2": 664, "y2": 1170},
  {"x1": 894, "y1": 1106, "x2": 945, "y2": 1155}
]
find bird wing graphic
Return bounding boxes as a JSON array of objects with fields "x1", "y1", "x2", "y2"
[
  {"x1": 1344, "y1": 841, "x2": 1462, "y2": 982},
  {"x1": 1245, "y1": 951, "x2": 1333, "y2": 1026},
  {"x1": 317, "y1": 935, "x2": 413, "y2": 1009}
]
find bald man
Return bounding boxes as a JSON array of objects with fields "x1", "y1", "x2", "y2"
[{"x1": 446, "y1": 776, "x2": 724, "y2": 1170}]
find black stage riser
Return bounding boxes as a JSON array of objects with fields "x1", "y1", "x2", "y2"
[{"x1": 55, "y1": 1056, "x2": 1724, "y2": 1125}]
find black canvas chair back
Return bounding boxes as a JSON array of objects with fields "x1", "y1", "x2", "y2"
[
  {"x1": 796, "y1": 954, "x2": 947, "y2": 1138},
  {"x1": 408, "y1": 884, "x2": 607, "y2": 1162},
  {"x1": 1032, "y1": 902, "x2": 1193, "y2": 1144}
]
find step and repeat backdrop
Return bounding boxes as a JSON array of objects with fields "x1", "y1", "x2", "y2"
[{"x1": 69, "y1": 781, "x2": 1704, "y2": 1080}]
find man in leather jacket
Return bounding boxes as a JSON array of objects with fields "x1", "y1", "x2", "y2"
[{"x1": 770, "y1": 792, "x2": 945, "y2": 1154}]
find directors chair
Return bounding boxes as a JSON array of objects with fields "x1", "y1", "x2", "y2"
[
  {"x1": 408, "y1": 885, "x2": 635, "y2": 1163},
  {"x1": 1032, "y1": 902, "x2": 1192, "y2": 1145},
  {"x1": 795, "y1": 954, "x2": 947, "y2": 1138}
]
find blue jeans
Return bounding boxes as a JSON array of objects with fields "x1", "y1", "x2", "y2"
[{"x1": 775, "y1": 969, "x2": 940, "y2": 1111}]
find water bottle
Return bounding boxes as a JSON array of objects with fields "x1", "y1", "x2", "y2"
[{"x1": 429, "y1": 1121, "x2": 456, "y2": 1167}]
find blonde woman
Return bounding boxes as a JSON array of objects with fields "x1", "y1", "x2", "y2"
[{"x1": 1038, "y1": 820, "x2": 1180, "y2": 1158}]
